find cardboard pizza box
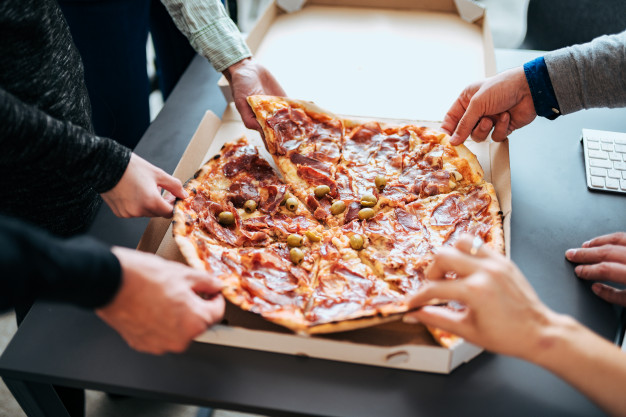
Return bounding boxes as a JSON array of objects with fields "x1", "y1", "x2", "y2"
[{"x1": 137, "y1": 0, "x2": 510, "y2": 374}]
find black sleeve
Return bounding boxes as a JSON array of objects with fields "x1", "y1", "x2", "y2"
[
  {"x1": 0, "y1": 214, "x2": 122, "y2": 312},
  {"x1": 0, "y1": 87, "x2": 132, "y2": 193}
]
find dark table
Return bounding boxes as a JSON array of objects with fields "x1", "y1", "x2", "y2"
[{"x1": 2, "y1": 49, "x2": 626, "y2": 417}]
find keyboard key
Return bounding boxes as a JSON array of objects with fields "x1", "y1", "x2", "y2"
[
  {"x1": 589, "y1": 158, "x2": 612, "y2": 168},
  {"x1": 623, "y1": 171, "x2": 626, "y2": 180},
  {"x1": 590, "y1": 167, "x2": 607, "y2": 177},
  {"x1": 606, "y1": 178, "x2": 620, "y2": 189},
  {"x1": 600, "y1": 137, "x2": 614, "y2": 143},
  {"x1": 588, "y1": 149, "x2": 608, "y2": 159},
  {"x1": 601, "y1": 143, "x2": 614, "y2": 151},
  {"x1": 587, "y1": 140, "x2": 600, "y2": 150},
  {"x1": 608, "y1": 169, "x2": 621, "y2": 179},
  {"x1": 590, "y1": 176, "x2": 605, "y2": 187},
  {"x1": 622, "y1": 179, "x2": 626, "y2": 190},
  {"x1": 609, "y1": 152, "x2": 622, "y2": 161},
  {"x1": 615, "y1": 144, "x2": 626, "y2": 153},
  {"x1": 615, "y1": 137, "x2": 626, "y2": 145},
  {"x1": 614, "y1": 161, "x2": 626, "y2": 170}
]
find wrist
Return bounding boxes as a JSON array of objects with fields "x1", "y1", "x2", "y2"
[
  {"x1": 520, "y1": 310, "x2": 583, "y2": 366},
  {"x1": 222, "y1": 57, "x2": 253, "y2": 81}
]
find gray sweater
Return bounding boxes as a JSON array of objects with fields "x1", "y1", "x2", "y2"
[
  {"x1": 0, "y1": 0, "x2": 132, "y2": 237},
  {"x1": 545, "y1": 30, "x2": 626, "y2": 115}
]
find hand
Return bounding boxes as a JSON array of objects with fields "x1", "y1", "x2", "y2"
[
  {"x1": 441, "y1": 67, "x2": 538, "y2": 145},
  {"x1": 404, "y1": 235, "x2": 557, "y2": 360},
  {"x1": 101, "y1": 153, "x2": 187, "y2": 218},
  {"x1": 96, "y1": 247, "x2": 225, "y2": 354},
  {"x1": 566, "y1": 232, "x2": 626, "y2": 306},
  {"x1": 223, "y1": 57, "x2": 286, "y2": 131}
]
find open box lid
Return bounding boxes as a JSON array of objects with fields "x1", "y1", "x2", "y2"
[{"x1": 222, "y1": 0, "x2": 496, "y2": 123}]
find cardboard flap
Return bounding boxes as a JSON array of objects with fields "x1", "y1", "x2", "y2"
[
  {"x1": 277, "y1": 0, "x2": 306, "y2": 12},
  {"x1": 454, "y1": 0, "x2": 485, "y2": 23}
]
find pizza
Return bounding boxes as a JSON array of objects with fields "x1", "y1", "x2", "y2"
[{"x1": 172, "y1": 96, "x2": 504, "y2": 348}]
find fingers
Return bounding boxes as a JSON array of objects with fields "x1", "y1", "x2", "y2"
[
  {"x1": 188, "y1": 272, "x2": 224, "y2": 295},
  {"x1": 425, "y1": 235, "x2": 493, "y2": 280},
  {"x1": 591, "y1": 283, "x2": 626, "y2": 307},
  {"x1": 574, "y1": 262, "x2": 626, "y2": 284},
  {"x1": 491, "y1": 112, "x2": 510, "y2": 141},
  {"x1": 566, "y1": 245, "x2": 626, "y2": 265},
  {"x1": 450, "y1": 97, "x2": 484, "y2": 146},
  {"x1": 582, "y1": 232, "x2": 626, "y2": 248},
  {"x1": 404, "y1": 305, "x2": 468, "y2": 337},
  {"x1": 470, "y1": 117, "x2": 493, "y2": 142},
  {"x1": 158, "y1": 171, "x2": 187, "y2": 200},
  {"x1": 441, "y1": 97, "x2": 467, "y2": 137},
  {"x1": 236, "y1": 98, "x2": 262, "y2": 131},
  {"x1": 407, "y1": 279, "x2": 470, "y2": 308}
]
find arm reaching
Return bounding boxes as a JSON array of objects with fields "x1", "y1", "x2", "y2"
[
  {"x1": 405, "y1": 235, "x2": 626, "y2": 417},
  {"x1": 566, "y1": 232, "x2": 626, "y2": 306},
  {"x1": 159, "y1": 0, "x2": 286, "y2": 131},
  {"x1": 441, "y1": 67, "x2": 537, "y2": 145},
  {"x1": 97, "y1": 247, "x2": 225, "y2": 355}
]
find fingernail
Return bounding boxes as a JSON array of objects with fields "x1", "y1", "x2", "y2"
[
  {"x1": 403, "y1": 315, "x2": 420, "y2": 324},
  {"x1": 574, "y1": 265, "x2": 582, "y2": 276},
  {"x1": 565, "y1": 249, "x2": 575, "y2": 260},
  {"x1": 500, "y1": 112, "x2": 509, "y2": 122},
  {"x1": 480, "y1": 118, "x2": 491, "y2": 129},
  {"x1": 582, "y1": 241, "x2": 590, "y2": 248},
  {"x1": 183, "y1": 190, "x2": 189, "y2": 198}
]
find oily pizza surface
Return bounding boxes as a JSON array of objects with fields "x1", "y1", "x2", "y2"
[{"x1": 173, "y1": 96, "x2": 504, "y2": 347}]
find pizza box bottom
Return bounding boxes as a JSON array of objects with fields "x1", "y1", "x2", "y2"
[
  {"x1": 194, "y1": 303, "x2": 482, "y2": 374},
  {"x1": 138, "y1": 105, "x2": 497, "y2": 374}
]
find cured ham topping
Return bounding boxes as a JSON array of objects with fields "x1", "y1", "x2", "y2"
[{"x1": 222, "y1": 145, "x2": 274, "y2": 180}]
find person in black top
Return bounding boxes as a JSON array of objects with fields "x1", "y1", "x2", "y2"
[{"x1": 0, "y1": 214, "x2": 224, "y2": 354}]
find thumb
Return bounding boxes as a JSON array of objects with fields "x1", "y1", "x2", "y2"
[
  {"x1": 158, "y1": 172, "x2": 187, "y2": 200},
  {"x1": 189, "y1": 272, "x2": 225, "y2": 295},
  {"x1": 450, "y1": 99, "x2": 484, "y2": 145}
]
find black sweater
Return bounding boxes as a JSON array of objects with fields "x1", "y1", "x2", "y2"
[
  {"x1": 0, "y1": 0, "x2": 132, "y2": 237},
  {"x1": 0, "y1": 214, "x2": 121, "y2": 311}
]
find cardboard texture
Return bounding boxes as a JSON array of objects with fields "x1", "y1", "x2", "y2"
[{"x1": 138, "y1": 0, "x2": 509, "y2": 373}]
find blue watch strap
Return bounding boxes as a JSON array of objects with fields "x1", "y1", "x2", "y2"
[{"x1": 523, "y1": 57, "x2": 561, "y2": 120}]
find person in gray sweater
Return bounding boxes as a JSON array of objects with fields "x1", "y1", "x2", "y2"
[{"x1": 405, "y1": 31, "x2": 626, "y2": 417}]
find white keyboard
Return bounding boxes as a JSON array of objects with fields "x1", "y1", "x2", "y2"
[{"x1": 581, "y1": 128, "x2": 626, "y2": 194}]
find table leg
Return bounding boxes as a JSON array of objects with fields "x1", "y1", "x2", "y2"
[{"x1": 3, "y1": 378, "x2": 71, "y2": 417}]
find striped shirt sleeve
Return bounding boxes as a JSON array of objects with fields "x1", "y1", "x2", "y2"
[{"x1": 160, "y1": 0, "x2": 252, "y2": 72}]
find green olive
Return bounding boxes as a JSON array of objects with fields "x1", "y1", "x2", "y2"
[
  {"x1": 360, "y1": 194, "x2": 378, "y2": 208},
  {"x1": 314, "y1": 185, "x2": 331, "y2": 198},
  {"x1": 349, "y1": 234, "x2": 364, "y2": 250},
  {"x1": 375, "y1": 175, "x2": 387, "y2": 190},
  {"x1": 286, "y1": 197, "x2": 299, "y2": 212},
  {"x1": 281, "y1": 192, "x2": 292, "y2": 205},
  {"x1": 217, "y1": 211, "x2": 235, "y2": 226},
  {"x1": 243, "y1": 199, "x2": 257, "y2": 213},
  {"x1": 330, "y1": 200, "x2": 346, "y2": 215},
  {"x1": 358, "y1": 208, "x2": 375, "y2": 220},
  {"x1": 289, "y1": 247, "x2": 305, "y2": 264},
  {"x1": 305, "y1": 230, "x2": 321, "y2": 243},
  {"x1": 287, "y1": 233, "x2": 303, "y2": 247}
]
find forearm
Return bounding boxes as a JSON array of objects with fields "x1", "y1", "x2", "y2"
[
  {"x1": 0, "y1": 215, "x2": 121, "y2": 311},
  {"x1": 0, "y1": 87, "x2": 131, "y2": 193},
  {"x1": 160, "y1": 0, "x2": 251, "y2": 72},
  {"x1": 544, "y1": 30, "x2": 626, "y2": 114},
  {"x1": 527, "y1": 312, "x2": 626, "y2": 417}
]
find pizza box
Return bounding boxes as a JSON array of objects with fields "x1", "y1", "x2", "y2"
[
  {"x1": 137, "y1": 0, "x2": 510, "y2": 373},
  {"x1": 137, "y1": 100, "x2": 511, "y2": 373}
]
